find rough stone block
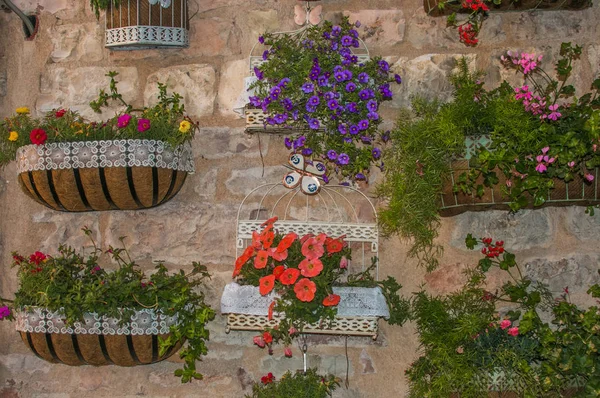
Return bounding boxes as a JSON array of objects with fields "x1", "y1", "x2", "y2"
[
  {"x1": 144, "y1": 64, "x2": 216, "y2": 118},
  {"x1": 405, "y1": 7, "x2": 464, "y2": 50},
  {"x1": 564, "y1": 206, "x2": 600, "y2": 240},
  {"x1": 343, "y1": 10, "x2": 406, "y2": 46},
  {"x1": 261, "y1": 353, "x2": 353, "y2": 378},
  {"x1": 225, "y1": 165, "x2": 284, "y2": 196},
  {"x1": 49, "y1": 23, "x2": 103, "y2": 63},
  {"x1": 217, "y1": 59, "x2": 249, "y2": 118},
  {"x1": 195, "y1": 127, "x2": 267, "y2": 160},
  {"x1": 525, "y1": 254, "x2": 600, "y2": 295}
]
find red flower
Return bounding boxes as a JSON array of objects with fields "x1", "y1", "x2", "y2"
[
  {"x1": 325, "y1": 236, "x2": 345, "y2": 254},
  {"x1": 298, "y1": 257, "x2": 323, "y2": 278},
  {"x1": 263, "y1": 331, "x2": 273, "y2": 344},
  {"x1": 30, "y1": 128, "x2": 48, "y2": 145},
  {"x1": 254, "y1": 250, "x2": 269, "y2": 269},
  {"x1": 301, "y1": 237, "x2": 324, "y2": 259},
  {"x1": 294, "y1": 278, "x2": 317, "y2": 302},
  {"x1": 261, "y1": 372, "x2": 275, "y2": 385},
  {"x1": 268, "y1": 300, "x2": 276, "y2": 320},
  {"x1": 259, "y1": 274, "x2": 276, "y2": 295},
  {"x1": 251, "y1": 231, "x2": 262, "y2": 249},
  {"x1": 55, "y1": 109, "x2": 66, "y2": 118},
  {"x1": 260, "y1": 216, "x2": 278, "y2": 227},
  {"x1": 29, "y1": 251, "x2": 47, "y2": 265},
  {"x1": 322, "y1": 294, "x2": 341, "y2": 307},
  {"x1": 272, "y1": 265, "x2": 285, "y2": 279},
  {"x1": 284, "y1": 347, "x2": 293, "y2": 357},
  {"x1": 261, "y1": 229, "x2": 275, "y2": 249},
  {"x1": 458, "y1": 24, "x2": 479, "y2": 47},
  {"x1": 280, "y1": 268, "x2": 300, "y2": 285},
  {"x1": 277, "y1": 232, "x2": 298, "y2": 252},
  {"x1": 268, "y1": 248, "x2": 288, "y2": 262},
  {"x1": 233, "y1": 246, "x2": 255, "y2": 277}
]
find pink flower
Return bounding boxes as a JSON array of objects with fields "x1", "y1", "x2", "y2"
[
  {"x1": 284, "y1": 347, "x2": 293, "y2": 357},
  {"x1": 0, "y1": 305, "x2": 10, "y2": 320},
  {"x1": 137, "y1": 118, "x2": 151, "y2": 132},
  {"x1": 535, "y1": 163, "x2": 547, "y2": 173},
  {"x1": 253, "y1": 336, "x2": 266, "y2": 348},
  {"x1": 568, "y1": 161, "x2": 575, "y2": 168},
  {"x1": 339, "y1": 256, "x2": 348, "y2": 269},
  {"x1": 506, "y1": 180, "x2": 512, "y2": 188},
  {"x1": 288, "y1": 326, "x2": 298, "y2": 336},
  {"x1": 508, "y1": 327, "x2": 519, "y2": 336},
  {"x1": 541, "y1": 146, "x2": 549, "y2": 155},
  {"x1": 585, "y1": 173, "x2": 595, "y2": 182},
  {"x1": 117, "y1": 114, "x2": 132, "y2": 128},
  {"x1": 500, "y1": 319, "x2": 512, "y2": 330}
]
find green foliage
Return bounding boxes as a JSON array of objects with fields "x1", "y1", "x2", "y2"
[
  {"x1": 250, "y1": 17, "x2": 399, "y2": 182},
  {"x1": 247, "y1": 369, "x2": 339, "y2": 398},
  {"x1": 406, "y1": 235, "x2": 600, "y2": 397},
  {"x1": 0, "y1": 71, "x2": 197, "y2": 169},
  {"x1": 89, "y1": 0, "x2": 115, "y2": 19},
  {"x1": 0, "y1": 227, "x2": 215, "y2": 383}
]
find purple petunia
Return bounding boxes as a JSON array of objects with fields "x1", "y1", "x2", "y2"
[
  {"x1": 308, "y1": 95, "x2": 320, "y2": 106},
  {"x1": 301, "y1": 82, "x2": 315, "y2": 94},
  {"x1": 358, "y1": 119, "x2": 369, "y2": 131},
  {"x1": 341, "y1": 35, "x2": 353, "y2": 47},
  {"x1": 367, "y1": 112, "x2": 379, "y2": 120},
  {"x1": 331, "y1": 42, "x2": 339, "y2": 51},
  {"x1": 349, "y1": 29, "x2": 358, "y2": 38},
  {"x1": 379, "y1": 83, "x2": 393, "y2": 98},
  {"x1": 381, "y1": 130, "x2": 391, "y2": 142},
  {"x1": 324, "y1": 91, "x2": 336, "y2": 101},
  {"x1": 355, "y1": 20, "x2": 361, "y2": 28},
  {"x1": 349, "y1": 125, "x2": 359, "y2": 135},
  {"x1": 274, "y1": 113, "x2": 288, "y2": 124},
  {"x1": 394, "y1": 74, "x2": 402, "y2": 84},
  {"x1": 270, "y1": 86, "x2": 281, "y2": 100},
  {"x1": 306, "y1": 103, "x2": 316, "y2": 113},
  {"x1": 358, "y1": 72, "x2": 370, "y2": 84},
  {"x1": 281, "y1": 98, "x2": 294, "y2": 111},
  {"x1": 308, "y1": 118, "x2": 320, "y2": 130},
  {"x1": 327, "y1": 99, "x2": 339, "y2": 110},
  {"x1": 284, "y1": 137, "x2": 293, "y2": 149},
  {"x1": 331, "y1": 25, "x2": 341, "y2": 36},
  {"x1": 293, "y1": 136, "x2": 306, "y2": 150},
  {"x1": 378, "y1": 60, "x2": 390, "y2": 72},
  {"x1": 345, "y1": 82, "x2": 357, "y2": 92},
  {"x1": 322, "y1": 174, "x2": 330, "y2": 184},
  {"x1": 355, "y1": 173, "x2": 366, "y2": 181},
  {"x1": 334, "y1": 71, "x2": 345, "y2": 82},
  {"x1": 346, "y1": 102, "x2": 358, "y2": 113},
  {"x1": 343, "y1": 137, "x2": 353, "y2": 143},
  {"x1": 372, "y1": 147, "x2": 381, "y2": 159},
  {"x1": 343, "y1": 70, "x2": 353, "y2": 81},
  {"x1": 254, "y1": 67, "x2": 264, "y2": 80},
  {"x1": 258, "y1": 36, "x2": 264, "y2": 44},
  {"x1": 338, "y1": 124, "x2": 348, "y2": 135},
  {"x1": 361, "y1": 136, "x2": 372, "y2": 144},
  {"x1": 249, "y1": 96, "x2": 262, "y2": 107},
  {"x1": 327, "y1": 149, "x2": 338, "y2": 160},
  {"x1": 367, "y1": 100, "x2": 378, "y2": 112},
  {"x1": 262, "y1": 50, "x2": 269, "y2": 61},
  {"x1": 302, "y1": 147, "x2": 313, "y2": 156},
  {"x1": 279, "y1": 77, "x2": 291, "y2": 88},
  {"x1": 337, "y1": 153, "x2": 350, "y2": 165},
  {"x1": 318, "y1": 75, "x2": 330, "y2": 87},
  {"x1": 359, "y1": 89, "x2": 373, "y2": 101}
]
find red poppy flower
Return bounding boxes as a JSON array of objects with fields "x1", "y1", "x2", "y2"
[
  {"x1": 294, "y1": 278, "x2": 317, "y2": 302},
  {"x1": 263, "y1": 331, "x2": 273, "y2": 344},
  {"x1": 322, "y1": 294, "x2": 341, "y2": 307},
  {"x1": 298, "y1": 257, "x2": 323, "y2": 278},
  {"x1": 302, "y1": 237, "x2": 324, "y2": 259},
  {"x1": 233, "y1": 246, "x2": 255, "y2": 277},
  {"x1": 272, "y1": 265, "x2": 285, "y2": 279},
  {"x1": 259, "y1": 274, "x2": 276, "y2": 295},
  {"x1": 277, "y1": 232, "x2": 298, "y2": 252},
  {"x1": 30, "y1": 128, "x2": 47, "y2": 145},
  {"x1": 55, "y1": 109, "x2": 66, "y2": 118},
  {"x1": 261, "y1": 229, "x2": 275, "y2": 249},
  {"x1": 254, "y1": 250, "x2": 269, "y2": 269},
  {"x1": 280, "y1": 268, "x2": 300, "y2": 285},
  {"x1": 325, "y1": 237, "x2": 344, "y2": 254}
]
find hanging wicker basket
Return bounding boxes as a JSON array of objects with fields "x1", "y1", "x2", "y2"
[
  {"x1": 439, "y1": 159, "x2": 600, "y2": 217},
  {"x1": 15, "y1": 308, "x2": 183, "y2": 366},
  {"x1": 105, "y1": 0, "x2": 189, "y2": 50},
  {"x1": 15, "y1": 139, "x2": 194, "y2": 212}
]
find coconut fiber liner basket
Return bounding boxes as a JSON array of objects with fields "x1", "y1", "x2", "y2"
[
  {"x1": 439, "y1": 160, "x2": 600, "y2": 217},
  {"x1": 15, "y1": 140, "x2": 194, "y2": 212},
  {"x1": 15, "y1": 308, "x2": 183, "y2": 366}
]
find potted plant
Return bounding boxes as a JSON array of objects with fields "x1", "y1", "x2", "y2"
[
  {"x1": 423, "y1": 0, "x2": 592, "y2": 47},
  {"x1": 0, "y1": 227, "x2": 215, "y2": 383},
  {"x1": 406, "y1": 234, "x2": 600, "y2": 396},
  {"x1": 0, "y1": 71, "x2": 198, "y2": 212},
  {"x1": 248, "y1": 369, "x2": 339, "y2": 398},
  {"x1": 248, "y1": 17, "x2": 401, "y2": 183},
  {"x1": 222, "y1": 217, "x2": 409, "y2": 354},
  {"x1": 378, "y1": 42, "x2": 600, "y2": 270}
]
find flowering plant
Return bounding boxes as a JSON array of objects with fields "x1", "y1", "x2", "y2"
[
  {"x1": 0, "y1": 227, "x2": 215, "y2": 383},
  {"x1": 406, "y1": 234, "x2": 600, "y2": 396},
  {"x1": 249, "y1": 17, "x2": 401, "y2": 182},
  {"x1": 0, "y1": 71, "x2": 198, "y2": 168},
  {"x1": 247, "y1": 369, "x2": 339, "y2": 398},
  {"x1": 379, "y1": 43, "x2": 600, "y2": 271},
  {"x1": 232, "y1": 217, "x2": 409, "y2": 355}
]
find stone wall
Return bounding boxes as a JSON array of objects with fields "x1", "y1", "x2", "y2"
[{"x1": 0, "y1": 0, "x2": 599, "y2": 397}]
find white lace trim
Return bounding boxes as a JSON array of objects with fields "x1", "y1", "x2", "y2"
[
  {"x1": 15, "y1": 140, "x2": 195, "y2": 174},
  {"x1": 14, "y1": 307, "x2": 177, "y2": 335},
  {"x1": 220, "y1": 282, "x2": 390, "y2": 318}
]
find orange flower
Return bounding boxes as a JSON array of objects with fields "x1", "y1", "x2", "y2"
[
  {"x1": 269, "y1": 248, "x2": 288, "y2": 262},
  {"x1": 294, "y1": 278, "x2": 317, "y2": 302},
  {"x1": 263, "y1": 331, "x2": 273, "y2": 344},
  {"x1": 277, "y1": 232, "x2": 298, "y2": 252},
  {"x1": 300, "y1": 233, "x2": 314, "y2": 244},
  {"x1": 233, "y1": 246, "x2": 255, "y2": 277},
  {"x1": 301, "y1": 237, "x2": 324, "y2": 259},
  {"x1": 298, "y1": 257, "x2": 323, "y2": 278},
  {"x1": 272, "y1": 265, "x2": 285, "y2": 279},
  {"x1": 259, "y1": 274, "x2": 276, "y2": 295},
  {"x1": 254, "y1": 250, "x2": 269, "y2": 269},
  {"x1": 315, "y1": 233, "x2": 327, "y2": 245},
  {"x1": 268, "y1": 301, "x2": 276, "y2": 321},
  {"x1": 252, "y1": 231, "x2": 262, "y2": 249},
  {"x1": 322, "y1": 294, "x2": 341, "y2": 307},
  {"x1": 261, "y1": 216, "x2": 278, "y2": 227},
  {"x1": 280, "y1": 268, "x2": 300, "y2": 285},
  {"x1": 325, "y1": 237, "x2": 344, "y2": 254},
  {"x1": 261, "y1": 229, "x2": 275, "y2": 249}
]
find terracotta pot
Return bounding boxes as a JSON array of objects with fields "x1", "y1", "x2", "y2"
[
  {"x1": 15, "y1": 140, "x2": 194, "y2": 212},
  {"x1": 424, "y1": 0, "x2": 591, "y2": 16},
  {"x1": 438, "y1": 159, "x2": 600, "y2": 216}
]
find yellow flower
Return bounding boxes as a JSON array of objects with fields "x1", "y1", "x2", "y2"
[
  {"x1": 179, "y1": 120, "x2": 191, "y2": 133},
  {"x1": 15, "y1": 107, "x2": 30, "y2": 115},
  {"x1": 8, "y1": 131, "x2": 18, "y2": 141}
]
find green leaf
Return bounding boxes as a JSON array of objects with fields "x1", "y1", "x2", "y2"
[
  {"x1": 465, "y1": 233, "x2": 477, "y2": 250},
  {"x1": 479, "y1": 257, "x2": 492, "y2": 272}
]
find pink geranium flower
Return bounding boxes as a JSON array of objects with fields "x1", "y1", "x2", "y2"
[
  {"x1": 508, "y1": 327, "x2": 519, "y2": 336},
  {"x1": 500, "y1": 319, "x2": 512, "y2": 330}
]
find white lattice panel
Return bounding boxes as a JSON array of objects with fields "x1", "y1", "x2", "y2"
[
  {"x1": 226, "y1": 313, "x2": 379, "y2": 338},
  {"x1": 105, "y1": 26, "x2": 189, "y2": 49},
  {"x1": 238, "y1": 220, "x2": 378, "y2": 245}
]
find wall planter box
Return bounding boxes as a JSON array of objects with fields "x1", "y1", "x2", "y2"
[
  {"x1": 221, "y1": 282, "x2": 390, "y2": 339},
  {"x1": 15, "y1": 139, "x2": 194, "y2": 212},
  {"x1": 438, "y1": 160, "x2": 600, "y2": 217},
  {"x1": 15, "y1": 308, "x2": 182, "y2": 366},
  {"x1": 423, "y1": 0, "x2": 592, "y2": 16},
  {"x1": 105, "y1": 0, "x2": 189, "y2": 50}
]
